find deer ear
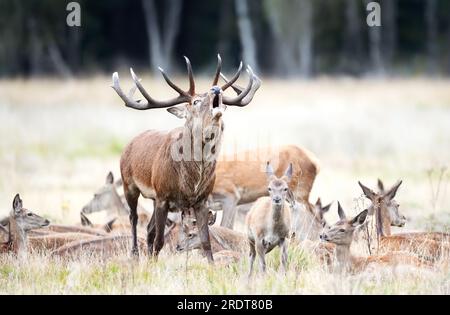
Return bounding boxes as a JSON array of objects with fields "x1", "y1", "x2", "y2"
[
  {"x1": 266, "y1": 162, "x2": 275, "y2": 179},
  {"x1": 80, "y1": 212, "x2": 92, "y2": 227},
  {"x1": 377, "y1": 179, "x2": 385, "y2": 193},
  {"x1": 283, "y1": 163, "x2": 293, "y2": 182},
  {"x1": 321, "y1": 202, "x2": 332, "y2": 213},
  {"x1": 207, "y1": 211, "x2": 217, "y2": 226},
  {"x1": 12, "y1": 194, "x2": 23, "y2": 213},
  {"x1": 103, "y1": 217, "x2": 117, "y2": 232},
  {"x1": 315, "y1": 197, "x2": 322, "y2": 208},
  {"x1": 167, "y1": 105, "x2": 187, "y2": 119},
  {"x1": 0, "y1": 224, "x2": 7, "y2": 236},
  {"x1": 337, "y1": 202, "x2": 346, "y2": 220},
  {"x1": 384, "y1": 180, "x2": 402, "y2": 201},
  {"x1": 358, "y1": 181, "x2": 377, "y2": 200},
  {"x1": 350, "y1": 209, "x2": 368, "y2": 227},
  {"x1": 106, "y1": 172, "x2": 114, "y2": 184}
]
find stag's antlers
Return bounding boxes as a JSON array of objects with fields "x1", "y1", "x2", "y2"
[{"x1": 111, "y1": 55, "x2": 261, "y2": 109}]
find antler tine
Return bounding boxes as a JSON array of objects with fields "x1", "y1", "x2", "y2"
[
  {"x1": 110, "y1": 69, "x2": 191, "y2": 110},
  {"x1": 158, "y1": 67, "x2": 188, "y2": 96},
  {"x1": 220, "y1": 61, "x2": 243, "y2": 92},
  {"x1": 111, "y1": 72, "x2": 149, "y2": 110},
  {"x1": 184, "y1": 56, "x2": 195, "y2": 95},
  {"x1": 212, "y1": 54, "x2": 222, "y2": 86},
  {"x1": 222, "y1": 66, "x2": 261, "y2": 107}
]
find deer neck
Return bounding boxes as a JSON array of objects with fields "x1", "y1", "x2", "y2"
[
  {"x1": 271, "y1": 203, "x2": 285, "y2": 225},
  {"x1": 177, "y1": 121, "x2": 224, "y2": 203},
  {"x1": 8, "y1": 219, "x2": 28, "y2": 256},
  {"x1": 110, "y1": 190, "x2": 128, "y2": 216},
  {"x1": 375, "y1": 202, "x2": 391, "y2": 237},
  {"x1": 335, "y1": 243, "x2": 352, "y2": 272}
]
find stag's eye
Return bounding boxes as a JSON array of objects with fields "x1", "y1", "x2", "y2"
[{"x1": 193, "y1": 100, "x2": 201, "y2": 106}]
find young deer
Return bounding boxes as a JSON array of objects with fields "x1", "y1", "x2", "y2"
[
  {"x1": 320, "y1": 203, "x2": 432, "y2": 273},
  {"x1": 213, "y1": 145, "x2": 320, "y2": 229},
  {"x1": 1, "y1": 194, "x2": 50, "y2": 257},
  {"x1": 175, "y1": 210, "x2": 247, "y2": 254},
  {"x1": 290, "y1": 197, "x2": 331, "y2": 241},
  {"x1": 359, "y1": 181, "x2": 450, "y2": 261},
  {"x1": 246, "y1": 163, "x2": 292, "y2": 275}
]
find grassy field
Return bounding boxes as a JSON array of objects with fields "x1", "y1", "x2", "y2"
[{"x1": 0, "y1": 75, "x2": 450, "y2": 294}]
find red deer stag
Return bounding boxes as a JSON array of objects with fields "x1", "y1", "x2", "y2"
[{"x1": 112, "y1": 55, "x2": 260, "y2": 262}]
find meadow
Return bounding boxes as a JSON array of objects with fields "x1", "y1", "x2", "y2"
[{"x1": 0, "y1": 75, "x2": 449, "y2": 294}]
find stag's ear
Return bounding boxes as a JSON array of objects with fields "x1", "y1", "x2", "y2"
[
  {"x1": 358, "y1": 181, "x2": 377, "y2": 200},
  {"x1": 283, "y1": 163, "x2": 293, "y2": 182},
  {"x1": 12, "y1": 194, "x2": 23, "y2": 213},
  {"x1": 350, "y1": 209, "x2": 368, "y2": 227},
  {"x1": 106, "y1": 171, "x2": 114, "y2": 184},
  {"x1": 103, "y1": 217, "x2": 117, "y2": 232},
  {"x1": 80, "y1": 212, "x2": 92, "y2": 227},
  {"x1": 167, "y1": 105, "x2": 187, "y2": 119},
  {"x1": 337, "y1": 202, "x2": 346, "y2": 220},
  {"x1": 384, "y1": 180, "x2": 402, "y2": 201},
  {"x1": 377, "y1": 179, "x2": 385, "y2": 193},
  {"x1": 207, "y1": 211, "x2": 217, "y2": 226},
  {"x1": 266, "y1": 162, "x2": 275, "y2": 179}
]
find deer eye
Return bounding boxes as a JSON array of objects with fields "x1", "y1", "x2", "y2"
[
  {"x1": 27, "y1": 213, "x2": 33, "y2": 217},
  {"x1": 284, "y1": 188, "x2": 288, "y2": 192},
  {"x1": 193, "y1": 100, "x2": 201, "y2": 106},
  {"x1": 268, "y1": 187, "x2": 272, "y2": 192},
  {"x1": 192, "y1": 220, "x2": 197, "y2": 226},
  {"x1": 188, "y1": 233, "x2": 194, "y2": 238},
  {"x1": 339, "y1": 229, "x2": 345, "y2": 232}
]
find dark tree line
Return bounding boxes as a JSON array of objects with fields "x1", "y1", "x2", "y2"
[{"x1": 1, "y1": 0, "x2": 450, "y2": 78}]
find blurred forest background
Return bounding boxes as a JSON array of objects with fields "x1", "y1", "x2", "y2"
[{"x1": 1, "y1": 0, "x2": 450, "y2": 78}]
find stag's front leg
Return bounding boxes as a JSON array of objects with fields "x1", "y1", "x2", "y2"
[
  {"x1": 124, "y1": 187, "x2": 140, "y2": 257},
  {"x1": 195, "y1": 204, "x2": 214, "y2": 264},
  {"x1": 152, "y1": 200, "x2": 169, "y2": 259}
]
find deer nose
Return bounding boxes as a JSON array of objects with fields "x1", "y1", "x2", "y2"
[
  {"x1": 175, "y1": 244, "x2": 182, "y2": 252},
  {"x1": 211, "y1": 86, "x2": 221, "y2": 95},
  {"x1": 44, "y1": 219, "x2": 50, "y2": 226},
  {"x1": 273, "y1": 196, "x2": 281, "y2": 204}
]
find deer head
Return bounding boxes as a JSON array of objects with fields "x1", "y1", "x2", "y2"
[
  {"x1": 266, "y1": 162, "x2": 293, "y2": 206},
  {"x1": 320, "y1": 202, "x2": 368, "y2": 246},
  {"x1": 313, "y1": 197, "x2": 332, "y2": 228},
  {"x1": 358, "y1": 180, "x2": 406, "y2": 236},
  {"x1": 10, "y1": 194, "x2": 50, "y2": 232},
  {"x1": 112, "y1": 55, "x2": 260, "y2": 161},
  {"x1": 81, "y1": 172, "x2": 124, "y2": 215},
  {"x1": 176, "y1": 209, "x2": 216, "y2": 252}
]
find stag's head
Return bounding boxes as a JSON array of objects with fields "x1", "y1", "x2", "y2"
[{"x1": 112, "y1": 55, "x2": 260, "y2": 148}]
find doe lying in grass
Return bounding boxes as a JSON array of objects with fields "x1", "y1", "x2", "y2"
[
  {"x1": 320, "y1": 203, "x2": 433, "y2": 274},
  {"x1": 246, "y1": 162, "x2": 292, "y2": 275},
  {"x1": 1, "y1": 194, "x2": 50, "y2": 257}
]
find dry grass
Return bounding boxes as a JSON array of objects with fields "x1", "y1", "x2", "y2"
[{"x1": 0, "y1": 75, "x2": 450, "y2": 294}]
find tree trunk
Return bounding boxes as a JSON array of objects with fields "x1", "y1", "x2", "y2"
[
  {"x1": 382, "y1": 0, "x2": 397, "y2": 71},
  {"x1": 235, "y1": 0, "x2": 259, "y2": 72},
  {"x1": 425, "y1": 0, "x2": 438, "y2": 75},
  {"x1": 142, "y1": 0, "x2": 163, "y2": 72},
  {"x1": 162, "y1": 0, "x2": 182, "y2": 71},
  {"x1": 298, "y1": 0, "x2": 313, "y2": 78},
  {"x1": 365, "y1": 0, "x2": 385, "y2": 76},
  {"x1": 341, "y1": 0, "x2": 363, "y2": 74}
]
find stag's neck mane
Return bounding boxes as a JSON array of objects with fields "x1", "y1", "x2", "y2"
[{"x1": 173, "y1": 121, "x2": 224, "y2": 205}]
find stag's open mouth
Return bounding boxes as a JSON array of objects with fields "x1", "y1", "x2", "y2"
[{"x1": 212, "y1": 94, "x2": 220, "y2": 108}]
